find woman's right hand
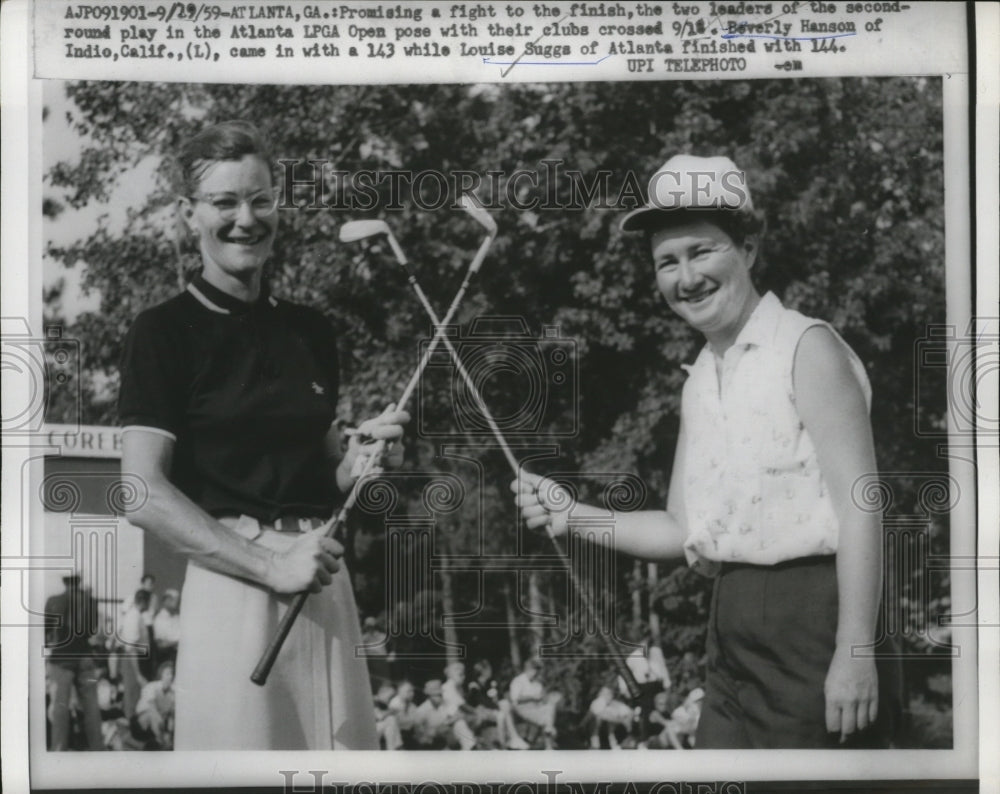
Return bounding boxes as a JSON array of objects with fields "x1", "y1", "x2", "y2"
[
  {"x1": 265, "y1": 526, "x2": 344, "y2": 594},
  {"x1": 510, "y1": 470, "x2": 573, "y2": 537}
]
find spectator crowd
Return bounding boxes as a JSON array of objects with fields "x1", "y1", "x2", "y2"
[
  {"x1": 46, "y1": 578, "x2": 703, "y2": 752},
  {"x1": 45, "y1": 573, "x2": 180, "y2": 751},
  {"x1": 361, "y1": 621, "x2": 707, "y2": 752}
]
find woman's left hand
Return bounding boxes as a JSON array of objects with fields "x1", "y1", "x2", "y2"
[
  {"x1": 340, "y1": 404, "x2": 410, "y2": 481},
  {"x1": 824, "y1": 645, "x2": 879, "y2": 741}
]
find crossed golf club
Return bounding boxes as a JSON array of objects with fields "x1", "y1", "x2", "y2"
[{"x1": 253, "y1": 198, "x2": 641, "y2": 699}]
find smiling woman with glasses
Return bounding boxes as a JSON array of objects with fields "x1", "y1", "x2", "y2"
[
  {"x1": 187, "y1": 188, "x2": 280, "y2": 221},
  {"x1": 117, "y1": 120, "x2": 409, "y2": 751}
]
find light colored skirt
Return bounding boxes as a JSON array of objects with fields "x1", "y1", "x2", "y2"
[{"x1": 174, "y1": 557, "x2": 377, "y2": 750}]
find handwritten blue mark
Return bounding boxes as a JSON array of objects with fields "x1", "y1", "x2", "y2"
[
  {"x1": 721, "y1": 32, "x2": 856, "y2": 41},
  {"x1": 483, "y1": 55, "x2": 612, "y2": 66}
]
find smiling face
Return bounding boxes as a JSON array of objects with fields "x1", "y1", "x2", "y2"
[
  {"x1": 651, "y1": 217, "x2": 760, "y2": 352},
  {"x1": 180, "y1": 154, "x2": 277, "y2": 291}
]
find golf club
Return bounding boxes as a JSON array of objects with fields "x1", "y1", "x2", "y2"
[
  {"x1": 339, "y1": 219, "x2": 409, "y2": 265},
  {"x1": 250, "y1": 211, "x2": 496, "y2": 686},
  {"x1": 343, "y1": 211, "x2": 642, "y2": 700}
]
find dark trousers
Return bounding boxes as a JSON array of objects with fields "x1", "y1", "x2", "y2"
[
  {"x1": 696, "y1": 555, "x2": 900, "y2": 749},
  {"x1": 47, "y1": 659, "x2": 103, "y2": 750}
]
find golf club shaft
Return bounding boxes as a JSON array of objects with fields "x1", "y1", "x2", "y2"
[
  {"x1": 251, "y1": 252, "x2": 485, "y2": 686},
  {"x1": 397, "y1": 261, "x2": 642, "y2": 698},
  {"x1": 553, "y1": 533, "x2": 643, "y2": 700},
  {"x1": 401, "y1": 270, "x2": 521, "y2": 474}
]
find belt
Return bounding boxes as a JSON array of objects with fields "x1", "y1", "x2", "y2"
[
  {"x1": 719, "y1": 554, "x2": 835, "y2": 574},
  {"x1": 271, "y1": 516, "x2": 326, "y2": 533},
  {"x1": 220, "y1": 514, "x2": 326, "y2": 541}
]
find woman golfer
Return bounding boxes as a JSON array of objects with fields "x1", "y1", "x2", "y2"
[
  {"x1": 514, "y1": 155, "x2": 894, "y2": 749},
  {"x1": 119, "y1": 120, "x2": 408, "y2": 750}
]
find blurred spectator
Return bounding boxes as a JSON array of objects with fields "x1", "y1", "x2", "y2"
[
  {"x1": 676, "y1": 652, "x2": 702, "y2": 691},
  {"x1": 138, "y1": 574, "x2": 159, "y2": 677},
  {"x1": 131, "y1": 661, "x2": 176, "y2": 750},
  {"x1": 467, "y1": 659, "x2": 527, "y2": 750},
  {"x1": 153, "y1": 589, "x2": 181, "y2": 667},
  {"x1": 139, "y1": 574, "x2": 159, "y2": 613},
  {"x1": 388, "y1": 680, "x2": 418, "y2": 748},
  {"x1": 374, "y1": 683, "x2": 403, "y2": 750},
  {"x1": 359, "y1": 615, "x2": 394, "y2": 691},
  {"x1": 119, "y1": 589, "x2": 152, "y2": 719},
  {"x1": 441, "y1": 662, "x2": 467, "y2": 714},
  {"x1": 45, "y1": 574, "x2": 103, "y2": 750},
  {"x1": 99, "y1": 614, "x2": 120, "y2": 681},
  {"x1": 508, "y1": 658, "x2": 561, "y2": 749},
  {"x1": 620, "y1": 638, "x2": 670, "y2": 698},
  {"x1": 588, "y1": 685, "x2": 636, "y2": 749},
  {"x1": 646, "y1": 690, "x2": 680, "y2": 749},
  {"x1": 412, "y1": 680, "x2": 476, "y2": 750},
  {"x1": 96, "y1": 671, "x2": 129, "y2": 751},
  {"x1": 667, "y1": 687, "x2": 705, "y2": 749}
]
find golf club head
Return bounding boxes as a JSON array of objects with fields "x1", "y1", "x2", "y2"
[
  {"x1": 459, "y1": 195, "x2": 498, "y2": 237},
  {"x1": 339, "y1": 219, "x2": 391, "y2": 243},
  {"x1": 339, "y1": 219, "x2": 407, "y2": 266}
]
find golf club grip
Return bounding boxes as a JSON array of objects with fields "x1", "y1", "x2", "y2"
[
  {"x1": 251, "y1": 590, "x2": 308, "y2": 685},
  {"x1": 250, "y1": 505, "x2": 361, "y2": 684}
]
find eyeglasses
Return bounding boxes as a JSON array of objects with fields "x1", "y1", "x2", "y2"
[{"x1": 189, "y1": 188, "x2": 280, "y2": 220}]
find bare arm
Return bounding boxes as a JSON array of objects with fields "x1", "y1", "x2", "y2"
[
  {"x1": 511, "y1": 423, "x2": 689, "y2": 561},
  {"x1": 794, "y1": 326, "x2": 881, "y2": 739},
  {"x1": 121, "y1": 429, "x2": 341, "y2": 594}
]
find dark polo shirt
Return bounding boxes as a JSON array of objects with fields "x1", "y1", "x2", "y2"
[{"x1": 118, "y1": 275, "x2": 342, "y2": 523}]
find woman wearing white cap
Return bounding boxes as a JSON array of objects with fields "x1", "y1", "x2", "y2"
[{"x1": 513, "y1": 155, "x2": 897, "y2": 749}]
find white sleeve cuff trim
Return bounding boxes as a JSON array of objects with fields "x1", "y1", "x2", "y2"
[{"x1": 121, "y1": 425, "x2": 178, "y2": 442}]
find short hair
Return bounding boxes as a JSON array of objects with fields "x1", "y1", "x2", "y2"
[
  {"x1": 156, "y1": 660, "x2": 175, "y2": 679},
  {"x1": 174, "y1": 120, "x2": 274, "y2": 195},
  {"x1": 472, "y1": 659, "x2": 492, "y2": 678}
]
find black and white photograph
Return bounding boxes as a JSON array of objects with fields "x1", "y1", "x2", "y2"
[{"x1": 2, "y1": 1, "x2": 997, "y2": 792}]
